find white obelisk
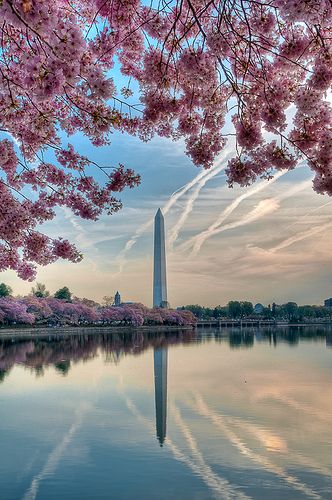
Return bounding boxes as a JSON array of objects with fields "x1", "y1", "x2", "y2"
[{"x1": 153, "y1": 208, "x2": 168, "y2": 308}]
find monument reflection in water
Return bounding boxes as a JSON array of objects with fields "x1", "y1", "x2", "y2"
[{"x1": 154, "y1": 347, "x2": 168, "y2": 446}]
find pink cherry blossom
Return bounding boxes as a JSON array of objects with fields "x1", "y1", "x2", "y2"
[
  {"x1": 0, "y1": 297, "x2": 35, "y2": 325},
  {"x1": 1, "y1": 0, "x2": 332, "y2": 277}
]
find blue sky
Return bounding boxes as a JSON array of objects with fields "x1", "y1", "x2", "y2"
[
  {"x1": 2, "y1": 22, "x2": 332, "y2": 307},
  {"x1": 3, "y1": 121, "x2": 332, "y2": 307}
]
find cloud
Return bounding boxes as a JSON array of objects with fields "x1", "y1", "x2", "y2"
[
  {"x1": 182, "y1": 178, "x2": 312, "y2": 256},
  {"x1": 269, "y1": 221, "x2": 332, "y2": 253},
  {"x1": 285, "y1": 201, "x2": 332, "y2": 231},
  {"x1": 115, "y1": 147, "x2": 234, "y2": 273},
  {"x1": 180, "y1": 171, "x2": 286, "y2": 255},
  {"x1": 168, "y1": 149, "x2": 233, "y2": 250},
  {"x1": 115, "y1": 219, "x2": 153, "y2": 274}
]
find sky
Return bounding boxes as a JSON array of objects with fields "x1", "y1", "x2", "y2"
[{"x1": 2, "y1": 122, "x2": 332, "y2": 308}]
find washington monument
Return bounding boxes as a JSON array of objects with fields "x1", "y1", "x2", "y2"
[{"x1": 153, "y1": 208, "x2": 168, "y2": 308}]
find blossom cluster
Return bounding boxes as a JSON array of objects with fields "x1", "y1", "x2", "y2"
[
  {"x1": 0, "y1": 0, "x2": 332, "y2": 277},
  {"x1": 0, "y1": 296, "x2": 196, "y2": 328}
]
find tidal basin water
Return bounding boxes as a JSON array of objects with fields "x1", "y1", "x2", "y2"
[{"x1": 1, "y1": 327, "x2": 332, "y2": 500}]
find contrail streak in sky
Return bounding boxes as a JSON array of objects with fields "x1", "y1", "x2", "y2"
[
  {"x1": 115, "y1": 150, "x2": 232, "y2": 272},
  {"x1": 269, "y1": 221, "x2": 332, "y2": 253},
  {"x1": 284, "y1": 200, "x2": 332, "y2": 232},
  {"x1": 163, "y1": 155, "x2": 228, "y2": 216},
  {"x1": 180, "y1": 171, "x2": 286, "y2": 255},
  {"x1": 183, "y1": 178, "x2": 311, "y2": 256},
  {"x1": 168, "y1": 150, "x2": 233, "y2": 250}
]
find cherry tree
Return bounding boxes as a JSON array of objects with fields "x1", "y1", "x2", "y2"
[
  {"x1": 23, "y1": 295, "x2": 52, "y2": 322},
  {"x1": 1, "y1": 0, "x2": 332, "y2": 278},
  {"x1": 0, "y1": 297, "x2": 35, "y2": 324},
  {"x1": 122, "y1": 305, "x2": 145, "y2": 326},
  {"x1": 144, "y1": 309, "x2": 164, "y2": 325},
  {"x1": 101, "y1": 306, "x2": 125, "y2": 324},
  {"x1": 44, "y1": 298, "x2": 99, "y2": 325},
  {"x1": 177, "y1": 310, "x2": 197, "y2": 326},
  {"x1": 72, "y1": 301, "x2": 100, "y2": 323},
  {"x1": 0, "y1": 293, "x2": 196, "y2": 326}
]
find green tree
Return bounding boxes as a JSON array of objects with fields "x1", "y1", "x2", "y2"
[
  {"x1": 298, "y1": 305, "x2": 315, "y2": 320},
  {"x1": 240, "y1": 301, "x2": 253, "y2": 317},
  {"x1": 54, "y1": 286, "x2": 72, "y2": 302},
  {"x1": 0, "y1": 283, "x2": 12, "y2": 297},
  {"x1": 31, "y1": 282, "x2": 50, "y2": 298},
  {"x1": 213, "y1": 305, "x2": 228, "y2": 318},
  {"x1": 204, "y1": 307, "x2": 214, "y2": 319},
  {"x1": 282, "y1": 302, "x2": 299, "y2": 321},
  {"x1": 181, "y1": 304, "x2": 205, "y2": 319},
  {"x1": 228, "y1": 301, "x2": 242, "y2": 318},
  {"x1": 313, "y1": 306, "x2": 331, "y2": 318},
  {"x1": 262, "y1": 306, "x2": 273, "y2": 319}
]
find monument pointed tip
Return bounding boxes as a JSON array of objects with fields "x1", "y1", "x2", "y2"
[{"x1": 156, "y1": 208, "x2": 163, "y2": 217}]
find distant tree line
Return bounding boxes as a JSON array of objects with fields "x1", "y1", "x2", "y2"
[
  {"x1": 0, "y1": 282, "x2": 196, "y2": 327},
  {"x1": 179, "y1": 301, "x2": 332, "y2": 322},
  {"x1": 1, "y1": 279, "x2": 331, "y2": 326},
  {"x1": 178, "y1": 302, "x2": 254, "y2": 319}
]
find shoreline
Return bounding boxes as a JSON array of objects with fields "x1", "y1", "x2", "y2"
[
  {"x1": 197, "y1": 321, "x2": 332, "y2": 328},
  {"x1": 0, "y1": 322, "x2": 331, "y2": 339},
  {"x1": 0, "y1": 324, "x2": 195, "y2": 339}
]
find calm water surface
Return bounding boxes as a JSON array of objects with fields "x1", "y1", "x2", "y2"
[{"x1": 1, "y1": 327, "x2": 332, "y2": 500}]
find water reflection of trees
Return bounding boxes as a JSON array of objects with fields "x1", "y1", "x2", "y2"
[
  {"x1": 196, "y1": 326, "x2": 332, "y2": 350},
  {"x1": 0, "y1": 330, "x2": 196, "y2": 382},
  {"x1": 1, "y1": 326, "x2": 331, "y2": 383}
]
